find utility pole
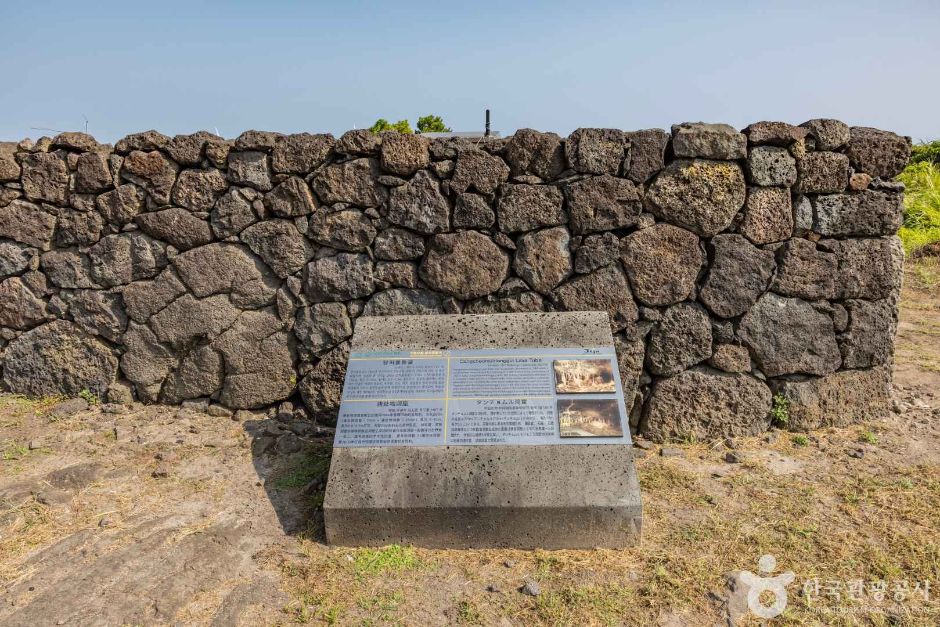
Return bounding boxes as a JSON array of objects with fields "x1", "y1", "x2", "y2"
[{"x1": 485, "y1": 109, "x2": 491, "y2": 138}]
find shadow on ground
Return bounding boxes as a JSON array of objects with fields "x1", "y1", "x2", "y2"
[{"x1": 243, "y1": 416, "x2": 335, "y2": 539}]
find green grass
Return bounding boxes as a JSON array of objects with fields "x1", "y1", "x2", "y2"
[
  {"x1": 352, "y1": 545, "x2": 422, "y2": 575},
  {"x1": 791, "y1": 434, "x2": 809, "y2": 447},
  {"x1": 898, "y1": 159, "x2": 940, "y2": 255},
  {"x1": 272, "y1": 446, "x2": 332, "y2": 490},
  {"x1": 770, "y1": 393, "x2": 790, "y2": 427}
]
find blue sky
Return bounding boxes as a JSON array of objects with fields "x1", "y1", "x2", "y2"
[{"x1": 1, "y1": 1, "x2": 938, "y2": 143}]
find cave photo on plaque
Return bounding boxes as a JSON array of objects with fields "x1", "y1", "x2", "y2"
[
  {"x1": 557, "y1": 399, "x2": 624, "y2": 438},
  {"x1": 552, "y1": 359, "x2": 616, "y2": 394}
]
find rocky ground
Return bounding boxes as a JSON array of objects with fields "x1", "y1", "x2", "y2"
[{"x1": 1, "y1": 267, "x2": 938, "y2": 626}]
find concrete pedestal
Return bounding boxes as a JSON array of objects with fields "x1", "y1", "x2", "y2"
[{"x1": 322, "y1": 311, "x2": 643, "y2": 549}]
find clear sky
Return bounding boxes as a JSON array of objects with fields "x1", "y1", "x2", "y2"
[{"x1": 2, "y1": 0, "x2": 938, "y2": 143}]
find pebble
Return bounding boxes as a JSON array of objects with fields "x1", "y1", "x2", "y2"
[
  {"x1": 207, "y1": 404, "x2": 233, "y2": 418},
  {"x1": 633, "y1": 438, "x2": 654, "y2": 451},
  {"x1": 724, "y1": 452, "x2": 743, "y2": 464},
  {"x1": 847, "y1": 448, "x2": 865, "y2": 459},
  {"x1": 503, "y1": 560, "x2": 516, "y2": 568},
  {"x1": 152, "y1": 464, "x2": 170, "y2": 478},
  {"x1": 98, "y1": 516, "x2": 115, "y2": 528},
  {"x1": 101, "y1": 403, "x2": 126, "y2": 415},
  {"x1": 660, "y1": 447, "x2": 684, "y2": 458},
  {"x1": 724, "y1": 437, "x2": 737, "y2": 449},
  {"x1": 486, "y1": 584, "x2": 501, "y2": 593},
  {"x1": 520, "y1": 579, "x2": 541, "y2": 596}
]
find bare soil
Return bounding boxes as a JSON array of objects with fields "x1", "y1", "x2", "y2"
[{"x1": 1, "y1": 267, "x2": 939, "y2": 626}]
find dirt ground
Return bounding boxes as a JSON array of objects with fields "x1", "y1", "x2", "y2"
[{"x1": 1, "y1": 266, "x2": 939, "y2": 626}]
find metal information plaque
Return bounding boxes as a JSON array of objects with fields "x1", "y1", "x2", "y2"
[{"x1": 334, "y1": 346, "x2": 631, "y2": 447}]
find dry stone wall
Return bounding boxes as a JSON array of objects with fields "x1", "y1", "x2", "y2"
[{"x1": 0, "y1": 121, "x2": 911, "y2": 441}]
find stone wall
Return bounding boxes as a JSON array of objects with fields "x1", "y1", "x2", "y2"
[{"x1": 0, "y1": 121, "x2": 910, "y2": 441}]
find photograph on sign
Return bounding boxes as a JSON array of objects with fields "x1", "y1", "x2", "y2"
[
  {"x1": 557, "y1": 399, "x2": 624, "y2": 438},
  {"x1": 553, "y1": 359, "x2": 616, "y2": 394}
]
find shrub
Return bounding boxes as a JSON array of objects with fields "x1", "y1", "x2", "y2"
[{"x1": 897, "y1": 160, "x2": 940, "y2": 255}]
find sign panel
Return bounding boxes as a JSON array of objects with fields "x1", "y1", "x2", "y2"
[{"x1": 334, "y1": 346, "x2": 631, "y2": 447}]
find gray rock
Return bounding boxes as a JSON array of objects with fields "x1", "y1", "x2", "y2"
[
  {"x1": 213, "y1": 308, "x2": 295, "y2": 409},
  {"x1": 298, "y1": 342, "x2": 349, "y2": 424},
  {"x1": 308, "y1": 208, "x2": 375, "y2": 251},
  {"x1": 564, "y1": 175, "x2": 642, "y2": 234},
  {"x1": 312, "y1": 158, "x2": 387, "y2": 207},
  {"x1": 294, "y1": 302, "x2": 353, "y2": 352},
  {"x1": 845, "y1": 127, "x2": 912, "y2": 179},
  {"x1": 0, "y1": 241, "x2": 35, "y2": 279},
  {"x1": 374, "y1": 227, "x2": 425, "y2": 260},
  {"x1": 496, "y1": 184, "x2": 565, "y2": 233},
  {"x1": 211, "y1": 186, "x2": 259, "y2": 238},
  {"x1": 642, "y1": 368, "x2": 771, "y2": 442},
  {"x1": 380, "y1": 133, "x2": 429, "y2": 176},
  {"x1": 746, "y1": 146, "x2": 797, "y2": 187},
  {"x1": 119, "y1": 322, "x2": 176, "y2": 401},
  {"x1": 304, "y1": 252, "x2": 375, "y2": 302},
  {"x1": 88, "y1": 232, "x2": 168, "y2": 288},
  {"x1": 839, "y1": 298, "x2": 896, "y2": 368},
  {"x1": 464, "y1": 291, "x2": 544, "y2": 314},
  {"x1": 799, "y1": 119, "x2": 850, "y2": 151},
  {"x1": 173, "y1": 242, "x2": 278, "y2": 307},
  {"x1": 115, "y1": 130, "x2": 170, "y2": 153},
  {"x1": 813, "y1": 190, "x2": 904, "y2": 237},
  {"x1": 375, "y1": 260, "x2": 418, "y2": 288},
  {"x1": 824, "y1": 236, "x2": 903, "y2": 300},
  {"x1": 621, "y1": 223, "x2": 703, "y2": 306},
  {"x1": 96, "y1": 184, "x2": 145, "y2": 226},
  {"x1": 520, "y1": 579, "x2": 541, "y2": 597},
  {"x1": 264, "y1": 175, "x2": 317, "y2": 218},
  {"x1": 645, "y1": 302, "x2": 712, "y2": 376},
  {"x1": 149, "y1": 293, "x2": 241, "y2": 348},
  {"x1": 513, "y1": 226, "x2": 572, "y2": 294},
  {"x1": 363, "y1": 288, "x2": 445, "y2": 316},
  {"x1": 2, "y1": 320, "x2": 117, "y2": 398},
  {"x1": 769, "y1": 366, "x2": 891, "y2": 430},
  {"x1": 552, "y1": 264, "x2": 638, "y2": 332},
  {"x1": 21, "y1": 152, "x2": 69, "y2": 204},
  {"x1": 0, "y1": 277, "x2": 47, "y2": 329},
  {"x1": 742, "y1": 121, "x2": 807, "y2": 146},
  {"x1": 450, "y1": 148, "x2": 510, "y2": 195},
  {"x1": 625, "y1": 129, "x2": 670, "y2": 183},
  {"x1": 336, "y1": 129, "x2": 381, "y2": 156},
  {"x1": 235, "y1": 130, "x2": 282, "y2": 151},
  {"x1": 420, "y1": 231, "x2": 509, "y2": 300},
  {"x1": 170, "y1": 168, "x2": 227, "y2": 212},
  {"x1": 387, "y1": 170, "x2": 450, "y2": 234},
  {"x1": 709, "y1": 344, "x2": 751, "y2": 373},
  {"x1": 503, "y1": 129, "x2": 565, "y2": 179},
  {"x1": 39, "y1": 250, "x2": 98, "y2": 289},
  {"x1": 159, "y1": 345, "x2": 225, "y2": 404},
  {"x1": 74, "y1": 151, "x2": 113, "y2": 193},
  {"x1": 55, "y1": 208, "x2": 104, "y2": 247},
  {"x1": 739, "y1": 186, "x2": 793, "y2": 245},
  {"x1": 671, "y1": 123, "x2": 746, "y2": 160},
  {"x1": 47, "y1": 397, "x2": 90, "y2": 419},
  {"x1": 51, "y1": 132, "x2": 100, "y2": 152},
  {"x1": 0, "y1": 200, "x2": 56, "y2": 249},
  {"x1": 453, "y1": 193, "x2": 495, "y2": 229},
  {"x1": 796, "y1": 152, "x2": 849, "y2": 193},
  {"x1": 771, "y1": 238, "x2": 837, "y2": 300},
  {"x1": 122, "y1": 268, "x2": 187, "y2": 323},
  {"x1": 0, "y1": 142, "x2": 21, "y2": 182},
  {"x1": 166, "y1": 131, "x2": 216, "y2": 166},
  {"x1": 699, "y1": 234, "x2": 775, "y2": 318},
  {"x1": 574, "y1": 232, "x2": 620, "y2": 274},
  {"x1": 241, "y1": 219, "x2": 312, "y2": 277},
  {"x1": 565, "y1": 128, "x2": 628, "y2": 174},
  {"x1": 739, "y1": 293, "x2": 842, "y2": 377},
  {"x1": 121, "y1": 150, "x2": 179, "y2": 205},
  {"x1": 135, "y1": 207, "x2": 213, "y2": 250},
  {"x1": 646, "y1": 159, "x2": 746, "y2": 236},
  {"x1": 227, "y1": 151, "x2": 272, "y2": 191},
  {"x1": 67, "y1": 289, "x2": 127, "y2": 342},
  {"x1": 272, "y1": 133, "x2": 334, "y2": 174}
]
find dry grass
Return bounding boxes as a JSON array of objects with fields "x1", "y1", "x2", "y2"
[{"x1": 272, "y1": 433, "x2": 940, "y2": 625}]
